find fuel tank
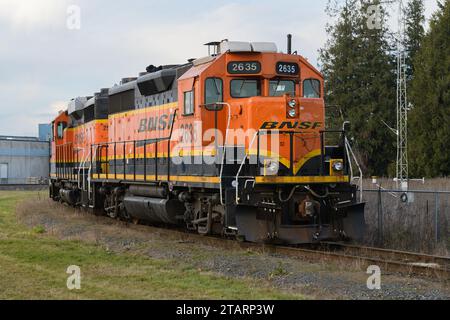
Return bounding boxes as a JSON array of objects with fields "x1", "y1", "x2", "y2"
[
  {"x1": 59, "y1": 189, "x2": 80, "y2": 206},
  {"x1": 122, "y1": 195, "x2": 184, "y2": 225},
  {"x1": 128, "y1": 185, "x2": 167, "y2": 198}
]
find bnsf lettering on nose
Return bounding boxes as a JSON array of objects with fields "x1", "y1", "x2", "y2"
[
  {"x1": 138, "y1": 114, "x2": 175, "y2": 132},
  {"x1": 260, "y1": 121, "x2": 322, "y2": 130}
]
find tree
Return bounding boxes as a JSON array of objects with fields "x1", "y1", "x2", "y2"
[
  {"x1": 404, "y1": 0, "x2": 425, "y2": 86},
  {"x1": 409, "y1": 0, "x2": 450, "y2": 177},
  {"x1": 320, "y1": 0, "x2": 359, "y2": 133},
  {"x1": 319, "y1": 0, "x2": 397, "y2": 176}
]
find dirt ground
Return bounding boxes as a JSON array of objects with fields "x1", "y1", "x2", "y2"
[{"x1": 16, "y1": 195, "x2": 450, "y2": 300}]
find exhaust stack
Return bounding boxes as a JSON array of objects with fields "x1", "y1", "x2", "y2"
[{"x1": 287, "y1": 34, "x2": 292, "y2": 54}]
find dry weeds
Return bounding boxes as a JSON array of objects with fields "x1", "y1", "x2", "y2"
[{"x1": 362, "y1": 178, "x2": 449, "y2": 255}]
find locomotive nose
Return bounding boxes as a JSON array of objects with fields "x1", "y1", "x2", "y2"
[
  {"x1": 244, "y1": 96, "x2": 301, "y2": 130},
  {"x1": 244, "y1": 96, "x2": 322, "y2": 132}
]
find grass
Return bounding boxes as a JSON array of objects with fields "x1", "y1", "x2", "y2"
[{"x1": 0, "y1": 191, "x2": 304, "y2": 300}]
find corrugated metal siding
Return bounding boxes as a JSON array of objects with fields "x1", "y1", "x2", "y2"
[{"x1": 0, "y1": 140, "x2": 50, "y2": 184}]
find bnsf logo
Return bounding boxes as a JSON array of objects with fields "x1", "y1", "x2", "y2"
[
  {"x1": 138, "y1": 114, "x2": 175, "y2": 133},
  {"x1": 260, "y1": 121, "x2": 322, "y2": 130}
]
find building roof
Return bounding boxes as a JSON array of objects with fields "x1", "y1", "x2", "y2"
[{"x1": 0, "y1": 135, "x2": 41, "y2": 142}]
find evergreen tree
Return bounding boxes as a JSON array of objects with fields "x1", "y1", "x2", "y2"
[
  {"x1": 404, "y1": 0, "x2": 425, "y2": 85},
  {"x1": 319, "y1": 0, "x2": 397, "y2": 176},
  {"x1": 320, "y1": 0, "x2": 360, "y2": 131},
  {"x1": 409, "y1": 0, "x2": 450, "y2": 177}
]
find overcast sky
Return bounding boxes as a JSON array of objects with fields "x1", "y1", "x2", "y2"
[{"x1": 0, "y1": 0, "x2": 440, "y2": 137}]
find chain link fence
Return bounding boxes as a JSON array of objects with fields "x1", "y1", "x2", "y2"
[{"x1": 360, "y1": 187, "x2": 450, "y2": 255}]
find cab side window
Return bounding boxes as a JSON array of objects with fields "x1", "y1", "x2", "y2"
[
  {"x1": 303, "y1": 79, "x2": 321, "y2": 98},
  {"x1": 57, "y1": 122, "x2": 67, "y2": 139},
  {"x1": 184, "y1": 90, "x2": 194, "y2": 115},
  {"x1": 205, "y1": 78, "x2": 223, "y2": 104}
]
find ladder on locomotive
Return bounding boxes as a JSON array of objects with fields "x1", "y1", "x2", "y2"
[{"x1": 78, "y1": 145, "x2": 97, "y2": 208}]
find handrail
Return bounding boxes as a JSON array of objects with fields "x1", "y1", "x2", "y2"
[
  {"x1": 92, "y1": 139, "x2": 162, "y2": 180},
  {"x1": 90, "y1": 110, "x2": 177, "y2": 182},
  {"x1": 77, "y1": 148, "x2": 90, "y2": 189},
  {"x1": 55, "y1": 142, "x2": 74, "y2": 179},
  {"x1": 167, "y1": 109, "x2": 178, "y2": 183},
  {"x1": 235, "y1": 131, "x2": 259, "y2": 205},
  {"x1": 87, "y1": 145, "x2": 98, "y2": 200},
  {"x1": 234, "y1": 130, "x2": 321, "y2": 204},
  {"x1": 344, "y1": 136, "x2": 363, "y2": 202},
  {"x1": 210, "y1": 103, "x2": 232, "y2": 206},
  {"x1": 235, "y1": 129, "x2": 361, "y2": 204}
]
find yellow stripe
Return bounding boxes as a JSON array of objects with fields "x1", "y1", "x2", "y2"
[
  {"x1": 66, "y1": 119, "x2": 108, "y2": 131},
  {"x1": 120, "y1": 148, "x2": 216, "y2": 160},
  {"x1": 92, "y1": 174, "x2": 220, "y2": 184},
  {"x1": 108, "y1": 102, "x2": 178, "y2": 119},
  {"x1": 248, "y1": 149, "x2": 291, "y2": 169},
  {"x1": 249, "y1": 148, "x2": 321, "y2": 173},
  {"x1": 52, "y1": 172, "x2": 349, "y2": 185},
  {"x1": 51, "y1": 149, "x2": 217, "y2": 163},
  {"x1": 255, "y1": 175, "x2": 350, "y2": 184},
  {"x1": 51, "y1": 148, "x2": 314, "y2": 167},
  {"x1": 293, "y1": 149, "x2": 321, "y2": 174}
]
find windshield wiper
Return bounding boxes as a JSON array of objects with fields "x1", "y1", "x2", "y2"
[
  {"x1": 213, "y1": 79, "x2": 221, "y2": 97},
  {"x1": 238, "y1": 80, "x2": 246, "y2": 95}
]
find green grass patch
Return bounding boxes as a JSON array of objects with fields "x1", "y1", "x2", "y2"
[
  {"x1": 32, "y1": 225, "x2": 46, "y2": 234},
  {"x1": 0, "y1": 191, "x2": 304, "y2": 300}
]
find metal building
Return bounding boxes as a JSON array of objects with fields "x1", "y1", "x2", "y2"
[
  {"x1": 38, "y1": 123, "x2": 52, "y2": 142},
  {"x1": 0, "y1": 136, "x2": 50, "y2": 184}
]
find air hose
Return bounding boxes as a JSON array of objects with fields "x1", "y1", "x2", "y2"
[
  {"x1": 305, "y1": 185, "x2": 329, "y2": 198},
  {"x1": 278, "y1": 185, "x2": 299, "y2": 203},
  {"x1": 278, "y1": 185, "x2": 330, "y2": 203}
]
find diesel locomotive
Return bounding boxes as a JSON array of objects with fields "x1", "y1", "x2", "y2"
[{"x1": 49, "y1": 36, "x2": 365, "y2": 244}]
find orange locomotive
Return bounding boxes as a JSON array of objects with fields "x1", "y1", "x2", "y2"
[{"x1": 50, "y1": 37, "x2": 365, "y2": 244}]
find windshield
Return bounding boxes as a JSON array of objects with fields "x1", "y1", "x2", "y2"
[
  {"x1": 230, "y1": 79, "x2": 260, "y2": 98},
  {"x1": 303, "y1": 79, "x2": 321, "y2": 98},
  {"x1": 269, "y1": 80, "x2": 296, "y2": 97}
]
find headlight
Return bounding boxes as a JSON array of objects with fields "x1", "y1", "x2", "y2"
[
  {"x1": 288, "y1": 108, "x2": 297, "y2": 118},
  {"x1": 332, "y1": 161, "x2": 344, "y2": 171},
  {"x1": 288, "y1": 99, "x2": 297, "y2": 108},
  {"x1": 263, "y1": 159, "x2": 279, "y2": 176}
]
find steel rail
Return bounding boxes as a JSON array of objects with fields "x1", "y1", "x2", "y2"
[{"x1": 320, "y1": 242, "x2": 450, "y2": 269}]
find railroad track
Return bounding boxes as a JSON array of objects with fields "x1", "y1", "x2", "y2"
[
  {"x1": 321, "y1": 242, "x2": 450, "y2": 268},
  {"x1": 316, "y1": 242, "x2": 450, "y2": 278},
  {"x1": 127, "y1": 223, "x2": 450, "y2": 280},
  {"x1": 248, "y1": 242, "x2": 450, "y2": 280}
]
